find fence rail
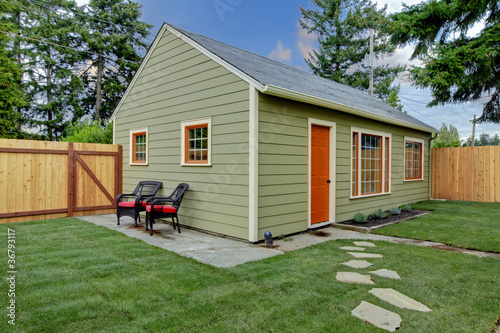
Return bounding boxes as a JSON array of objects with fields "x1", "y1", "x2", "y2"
[
  {"x1": 0, "y1": 139, "x2": 122, "y2": 223},
  {"x1": 431, "y1": 146, "x2": 500, "y2": 202}
]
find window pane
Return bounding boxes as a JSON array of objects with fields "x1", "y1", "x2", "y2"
[
  {"x1": 360, "y1": 134, "x2": 381, "y2": 195},
  {"x1": 186, "y1": 125, "x2": 209, "y2": 163}
]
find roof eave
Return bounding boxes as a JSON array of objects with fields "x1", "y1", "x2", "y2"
[{"x1": 262, "y1": 84, "x2": 438, "y2": 134}]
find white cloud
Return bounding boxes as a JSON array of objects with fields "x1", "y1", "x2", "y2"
[
  {"x1": 268, "y1": 40, "x2": 292, "y2": 63},
  {"x1": 295, "y1": 21, "x2": 317, "y2": 62},
  {"x1": 377, "y1": 0, "x2": 425, "y2": 13}
]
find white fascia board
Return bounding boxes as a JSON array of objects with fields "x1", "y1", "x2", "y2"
[
  {"x1": 110, "y1": 23, "x2": 168, "y2": 121},
  {"x1": 262, "y1": 84, "x2": 438, "y2": 134},
  {"x1": 165, "y1": 24, "x2": 264, "y2": 92}
]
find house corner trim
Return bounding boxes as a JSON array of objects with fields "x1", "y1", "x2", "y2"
[{"x1": 249, "y1": 86, "x2": 259, "y2": 242}]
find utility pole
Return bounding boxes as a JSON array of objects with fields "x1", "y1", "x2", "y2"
[
  {"x1": 471, "y1": 114, "x2": 476, "y2": 146},
  {"x1": 365, "y1": 29, "x2": 374, "y2": 95}
]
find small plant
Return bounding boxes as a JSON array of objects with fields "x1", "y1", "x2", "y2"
[
  {"x1": 401, "y1": 203, "x2": 412, "y2": 212},
  {"x1": 371, "y1": 208, "x2": 389, "y2": 219},
  {"x1": 353, "y1": 212, "x2": 368, "y2": 223},
  {"x1": 390, "y1": 207, "x2": 402, "y2": 215}
]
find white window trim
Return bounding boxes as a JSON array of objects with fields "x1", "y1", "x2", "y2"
[
  {"x1": 181, "y1": 117, "x2": 212, "y2": 167},
  {"x1": 404, "y1": 136, "x2": 425, "y2": 181},
  {"x1": 350, "y1": 127, "x2": 392, "y2": 199},
  {"x1": 129, "y1": 127, "x2": 148, "y2": 166}
]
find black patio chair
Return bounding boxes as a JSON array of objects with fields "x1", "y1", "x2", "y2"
[
  {"x1": 116, "y1": 181, "x2": 163, "y2": 227},
  {"x1": 145, "y1": 183, "x2": 189, "y2": 236}
]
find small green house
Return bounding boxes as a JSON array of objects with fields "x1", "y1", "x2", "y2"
[{"x1": 111, "y1": 23, "x2": 437, "y2": 242}]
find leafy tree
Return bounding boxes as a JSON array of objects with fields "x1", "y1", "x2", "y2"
[
  {"x1": 60, "y1": 118, "x2": 112, "y2": 143},
  {"x1": 463, "y1": 132, "x2": 500, "y2": 146},
  {"x1": 77, "y1": 0, "x2": 152, "y2": 120},
  {"x1": 390, "y1": 0, "x2": 500, "y2": 123},
  {"x1": 433, "y1": 123, "x2": 461, "y2": 147},
  {"x1": 299, "y1": 0, "x2": 405, "y2": 102},
  {"x1": 387, "y1": 90, "x2": 404, "y2": 111},
  {"x1": 0, "y1": 1, "x2": 27, "y2": 138}
]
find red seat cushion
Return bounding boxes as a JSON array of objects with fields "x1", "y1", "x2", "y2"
[
  {"x1": 145, "y1": 205, "x2": 163, "y2": 213},
  {"x1": 162, "y1": 206, "x2": 177, "y2": 213},
  {"x1": 141, "y1": 201, "x2": 147, "y2": 207},
  {"x1": 118, "y1": 201, "x2": 135, "y2": 208},
  {"x1": 145, "y1": 205, "x2": 177, "y2": 213}
]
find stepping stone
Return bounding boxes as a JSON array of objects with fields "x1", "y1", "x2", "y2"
[
  {"x1": 351, "y1": 301, "x2": 402, "y2": 332},
  {"x1": 354, "y1": 241, "x2": 377, "y2": 247},
  {"x1": 348, "y1": 252, "x2": 383, "y2": 259},
  {"x1": 369, "y1": 269, "x2": 401, "y2": 280},
  {"x1": 369, "y1": 288, "x2": 432, "y2": 312},
  {"x1": 341, "y1": 260, "x2": 373, "y2": 269},
  {"x1": 340, "y1": 246, "x2": 365, "y2": 251},
  {"x1": 336, "y1": 272, "x2": 374, "y2": 285}
]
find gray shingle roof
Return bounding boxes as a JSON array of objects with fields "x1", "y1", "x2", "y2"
[{"x1": 169, "y1": 24, "x2": 436, "y2": 133}]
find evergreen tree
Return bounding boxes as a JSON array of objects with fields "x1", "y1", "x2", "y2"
[
  {"x1": 299, "y1": 0, "x2": 405, "y2": 102},
  {"x1": 0, "y1": 1, "x2": 27, "y2": 138},
  {"x1": 77, "y1": 0, "x2": 152, "y2": 120},
  {"x1": 390, "y1": 0, "x2": 500, "y2": 123},
  {"x1": 433, "y1": 123, "x2": 461, "y2": 147}
]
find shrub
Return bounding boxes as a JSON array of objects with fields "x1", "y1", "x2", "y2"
[
  {"x1": 390, "y1": 207, "x2": 401, "y2": 215},
  {"x1": 60, "y1": 119, "x2": 113, "y2": 144},
  {"x1": 401, "y1": 204, "x2": 412, "y2": 212},
  {"x1": 371, "y1": 208, "x2": 389, "y2": 219},
  {"x1": 353, "y1": 212, "x2": 368, "y2": 223}
]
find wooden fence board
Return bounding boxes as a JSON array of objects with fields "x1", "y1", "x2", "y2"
[
  {"x1": 432, "y1": 146, "x2": 500, "y2": 202},
  {"x1": 0, "y1": 139, "x2": 122, "y2": 223}
]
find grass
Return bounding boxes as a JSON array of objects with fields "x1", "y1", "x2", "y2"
[
  {"x1": 0, "y1": 218, "x2": 499, "y2": 332},
  {"x1": 372, "y1": 200, "x2": 500, "y2": 253}
]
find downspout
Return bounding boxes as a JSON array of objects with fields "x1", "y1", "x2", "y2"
[{"x1": 428, "y1": 133, "x2": 438, "y2": 199}]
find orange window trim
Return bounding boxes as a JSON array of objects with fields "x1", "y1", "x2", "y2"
[
  {"x1": 405, "y1": 140, "x2": 423, "y2": 180},
  {"x1": 184, "y1": 123, "x2": 209, "y2": 164},
  {"x1": 354, "y1": 133, "x2": 386, "y2": 197},
  {"x1": 352, "y1": 132, "x2": 359, "y2": 197},
  {"x1": 132, "y1": 131, "x2": 147, "y2": 164},
  {"x1": 385, "y1": 137, "x2": 390, "y2": 192}
]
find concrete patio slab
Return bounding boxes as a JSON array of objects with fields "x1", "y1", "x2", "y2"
[
  {"x1": 351, "y1": 301, "x2": 402, "y2": 332},
  {"x1": 369, "y1": 288, "x2": 432, "y2": 312},
  {"x1": 341, "y1": 260, "x2": 373, "y2": 269},
  {"x1": 348, "y1": 252, "x2": 383, "y2": 259},
  {"x1": 369, "y1": 269, "x2": 401, "y2": 280},
  {"x1": 78, "y1": 214, "x2": 284, "y2": 268},
  {"x1": 336, "y1": 272, "x2": 374, "y2": 285},
  {"x1": 339, "y1": 246, "x2": 365, "y2": 251}
]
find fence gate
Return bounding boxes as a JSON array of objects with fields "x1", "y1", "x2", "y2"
[{"x1": 0, "y1": 139, "x2": 122, "y2": 223}]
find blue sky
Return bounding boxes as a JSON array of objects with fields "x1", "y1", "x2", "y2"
[{"x1": 78, "y1": 0, "x2": 500, "y2": 139}]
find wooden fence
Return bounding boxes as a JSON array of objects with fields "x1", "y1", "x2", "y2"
[
  {"x1": 431, "y1": 146, "x2": 500, "y2": 202},
  {"x1": 0, "y1": 139, "x2": 122, "y2": 223}
]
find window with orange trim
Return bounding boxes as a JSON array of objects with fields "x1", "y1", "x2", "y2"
[
  {"x1": 130, "y1": 128, "x2": 148, "y2": 165},
  {"x1": 351, "y1": 128, "x2": 391, "y2": 197},
  {"x1": 181, "y1": 118, "x2": 211, "y2": 166},
  {"x1": 404, "y1": 138, "x2": 424, "y2": 180}
]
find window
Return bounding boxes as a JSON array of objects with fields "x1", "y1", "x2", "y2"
[
  {"x1": 130, "y1": 128, "x2": 148, "y2": 165},
  {"x1": 351, "y1": 128, "x2": 391, "y2": 198},
  {"x1": 404, "y1": 138, "x2": 424, "y2": 181},
  {"x1": 181, "y1": 118, "x2": 212, "y2": 166}
]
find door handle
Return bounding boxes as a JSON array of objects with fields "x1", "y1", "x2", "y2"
[{"x1": 327, "y1": 180, "x2": 331, "y2": 183}]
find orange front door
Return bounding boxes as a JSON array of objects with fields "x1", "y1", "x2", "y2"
[{"x1": 311, "y1": 125, "x2": 330, "y2": 224}]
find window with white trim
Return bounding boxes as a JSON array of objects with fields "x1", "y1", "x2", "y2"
[
  {"x1": 130, "y1": 128, "x2": 148, "y2": 165},
  {"x1": 181, "y1": 118, "x2": 212, "y2": 166},
  {"x1": 351, "y1": 128, "x2": 391, "y2": 197},
  {"x1": 404, "y1": 137, "x2": 424, "y2": 181}
]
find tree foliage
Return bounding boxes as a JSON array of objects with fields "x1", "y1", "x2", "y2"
[
  {"x1": 60, "y1": 118, "x2": 112, "y2": 143},
  {"x1": 299, "y1": 0, "x2": 405, "y2": 102},
  {"x1": 433, "y1": 123, "x2": 461, "y2": 147},
  {"x1": 463, "y1": 132, "x2": 500, "y2": 146},
  {"x1": 390, "y1": 0, "x2": 500, "y2": 123}
]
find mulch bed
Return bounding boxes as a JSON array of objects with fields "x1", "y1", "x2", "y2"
[{"x1": 337, "y1": 210, "x2": 428, "y2": 229}]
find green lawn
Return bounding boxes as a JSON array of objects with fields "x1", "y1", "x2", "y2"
[
  {"x1": 372, "y1": 200, "x2": 500, "y2": 253},
  {"x1": 0, "y1": 218, "x2": 499, "y2": 332}
]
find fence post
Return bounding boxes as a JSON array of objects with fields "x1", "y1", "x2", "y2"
[{"x1": 67, "y1": 142, "x2": 74, "y2": 217}]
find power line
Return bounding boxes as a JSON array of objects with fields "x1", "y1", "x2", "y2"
[{"x1": 0, "y1": 29, "x2": 136, "y2": 63}]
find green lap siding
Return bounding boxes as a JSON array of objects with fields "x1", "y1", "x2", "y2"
[
  {"x1": 114, "y1": 29, "x2": 250, "y2": 240},
  {"x1": 257, "y1": 94, "x2": 431, "y2": 238}
]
